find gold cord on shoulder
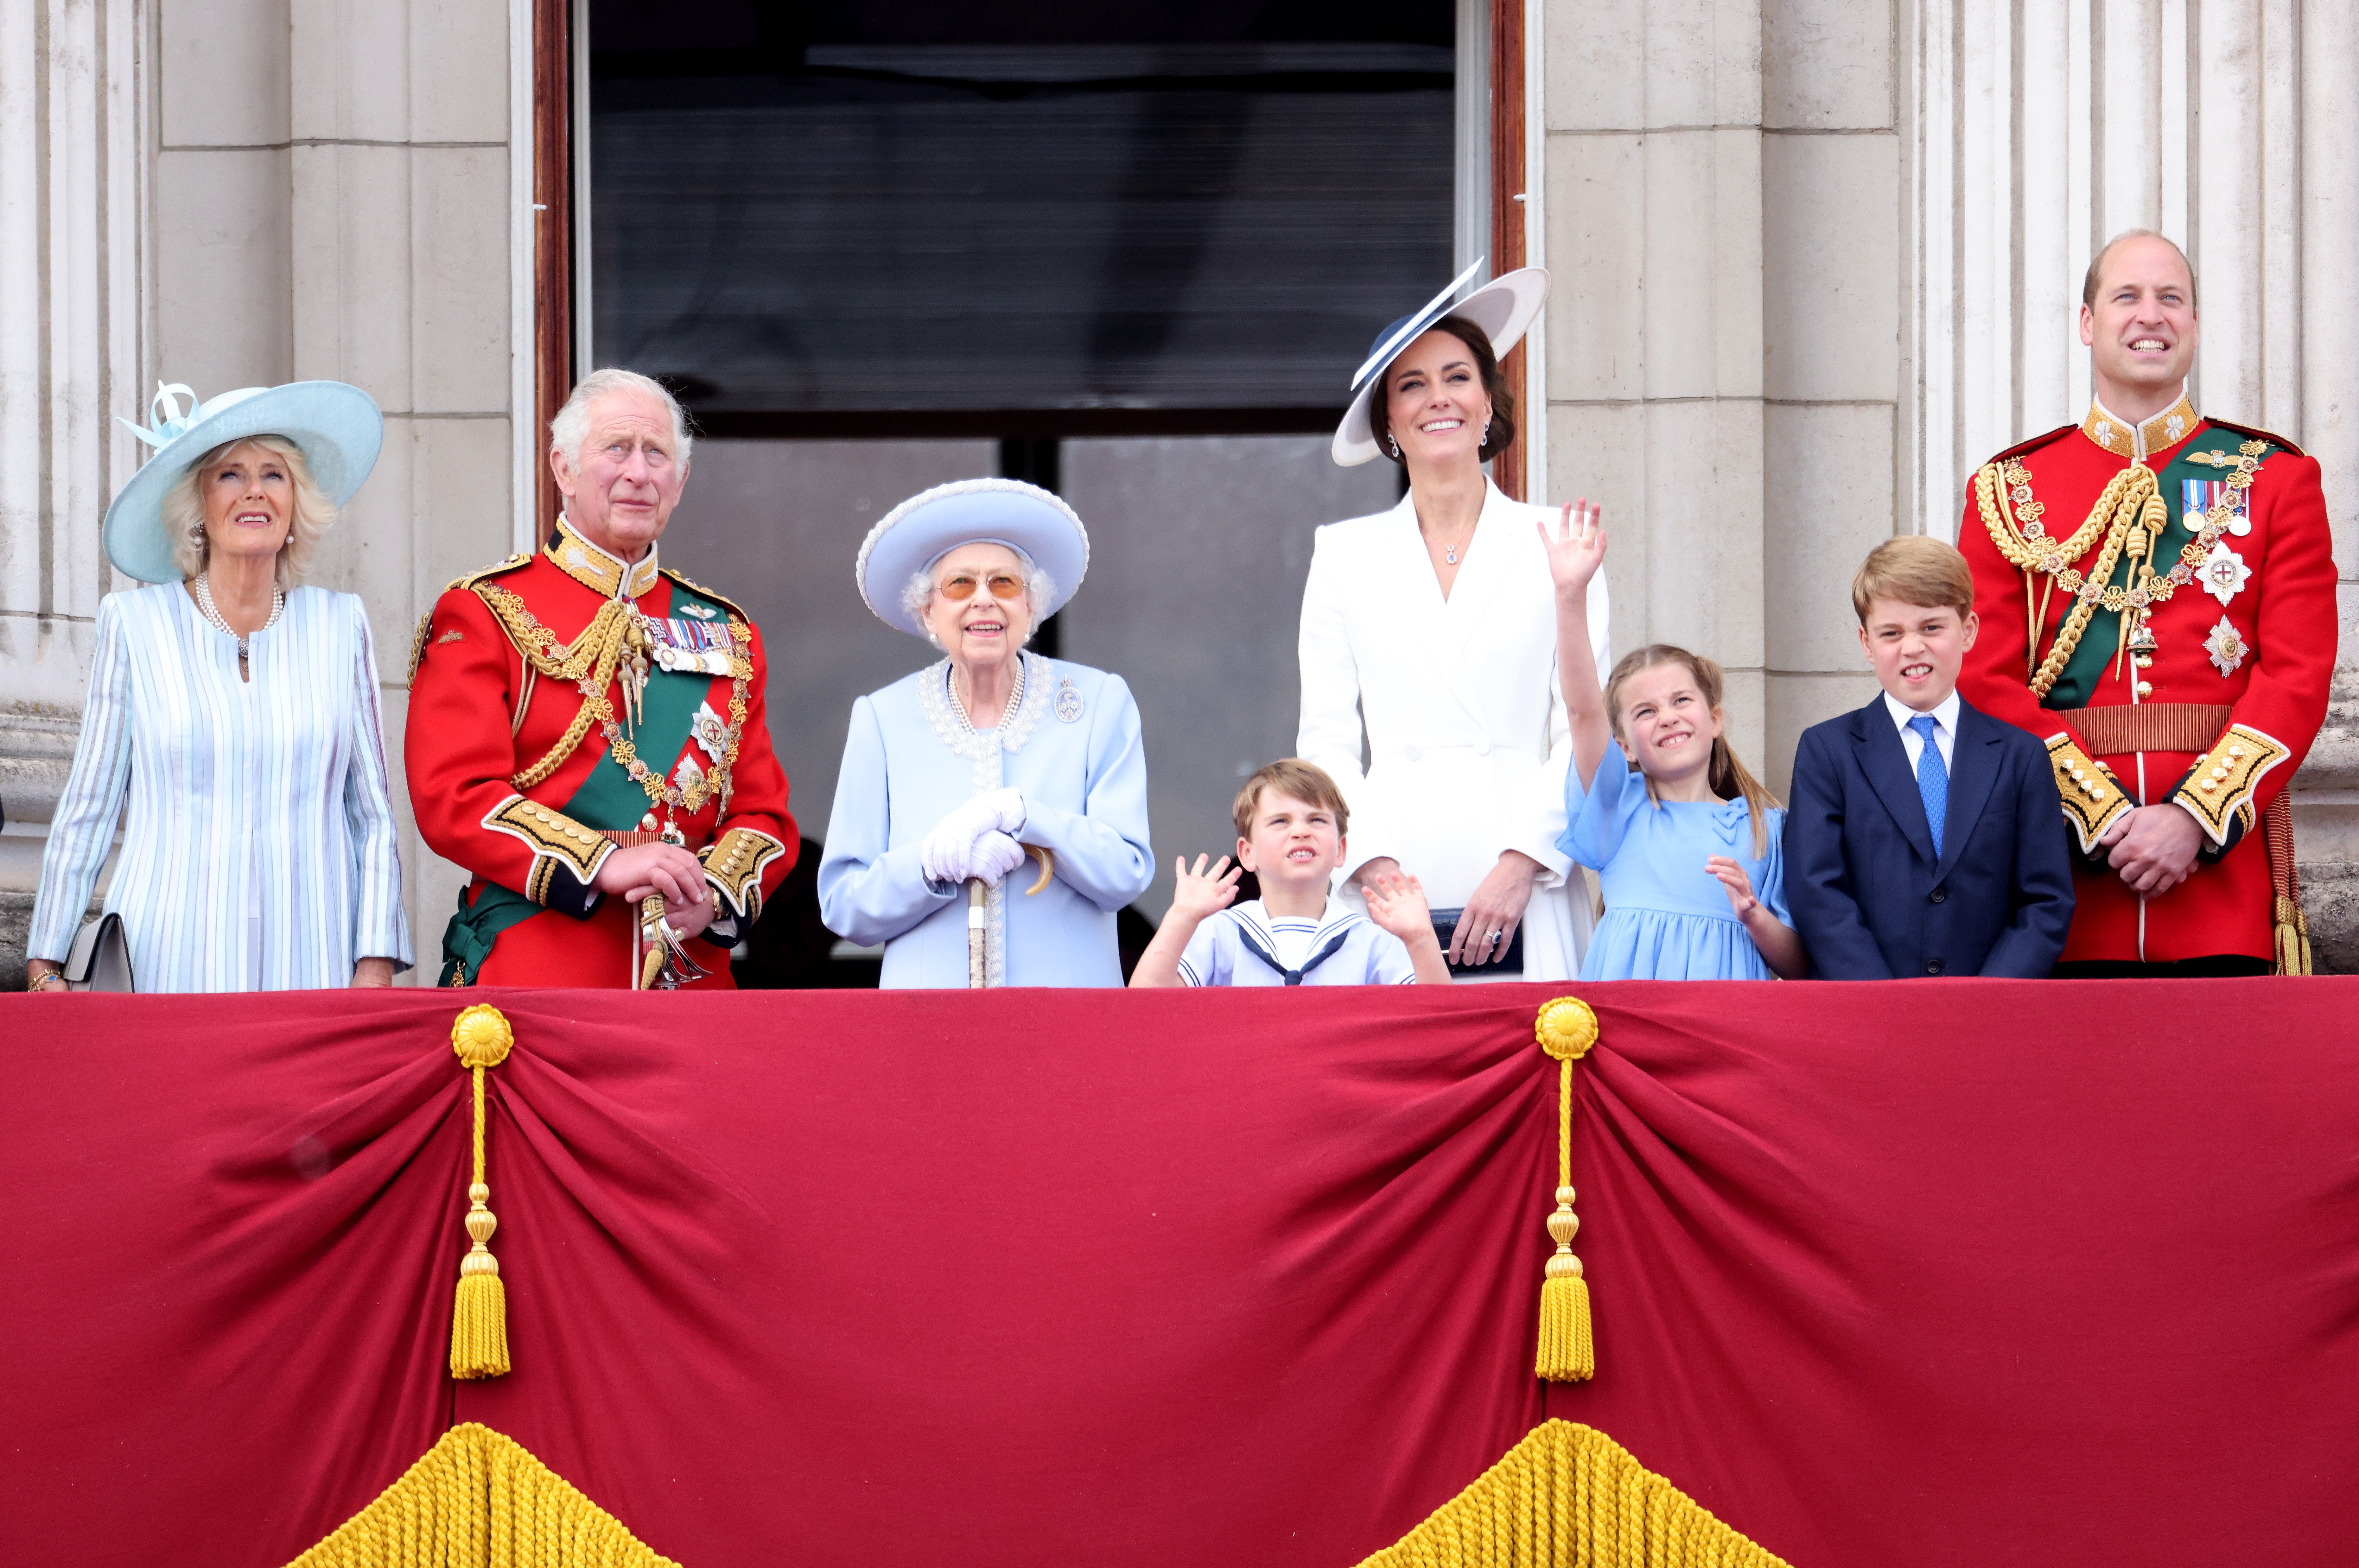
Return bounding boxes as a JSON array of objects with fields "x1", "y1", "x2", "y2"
[{"x1": 470, "y1": 583, "x2": 754, "y2": 817}]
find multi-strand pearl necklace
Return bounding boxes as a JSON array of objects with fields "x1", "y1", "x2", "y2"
[
  {"x1": 192, "y1": 571, "x2": 284, "y2": 670},
  {"x1": 947, "y1": 655, "x2": 1026, "y2": 734}
]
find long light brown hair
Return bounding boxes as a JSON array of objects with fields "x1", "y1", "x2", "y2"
[{"x1": 1602, "y1": 644, "x2": 1779, "y2": 859}]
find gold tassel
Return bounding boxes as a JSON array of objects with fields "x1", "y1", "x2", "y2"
[
  {"x1": 449, "y1": 1004, "x2": 515, "y2": 1379},
  {"x1": 2275, "y1": 895, "x2": 2313, "y2": 978},
  {"x1": 1533, "y1": 998, "x2": 1599, "y2": 1381}
]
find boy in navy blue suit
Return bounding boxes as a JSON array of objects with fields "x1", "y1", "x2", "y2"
[{"x1": 1786, "y1": 538, "x2": 2074, "y2": 978}]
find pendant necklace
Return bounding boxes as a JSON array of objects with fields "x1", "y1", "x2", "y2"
[
  {"x1": 193, "y1": 571, "x2": 285, "y2": 677},
  {"x1": 1437, "y1": 517, "x2": 1476, "y2": 566}
]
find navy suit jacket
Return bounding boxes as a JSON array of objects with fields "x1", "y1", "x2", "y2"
[{"x1": 1784, "y1": 695, "x2": 2074, "y2": 979}]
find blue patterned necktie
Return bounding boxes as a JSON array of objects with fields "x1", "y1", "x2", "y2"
[{"x1": 1909, "y1": 714, "x2": 1947, "y2": 858}]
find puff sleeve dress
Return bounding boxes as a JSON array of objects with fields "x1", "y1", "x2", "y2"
[{"x1": 1558, "y1": 740, "x2": 1787, "y2": 982}]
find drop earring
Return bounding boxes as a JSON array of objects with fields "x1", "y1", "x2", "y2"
[{"x1": 1387, "y1": 434, "x2": 1401, "y2": 458}]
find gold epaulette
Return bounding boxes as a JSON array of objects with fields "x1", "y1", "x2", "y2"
[
  {"x1": 2046, "y1": 733, "x2": 2134, "y2": 853},
  {"x1": 2171, "y1": 723, "x2": 2290, "y2": 846},
  {"x1": 408, "y1": 553, "x2": 535, "y2": 683},
  {"x1": 658, "y1": 565, "x2": 752, "y2": 626}
]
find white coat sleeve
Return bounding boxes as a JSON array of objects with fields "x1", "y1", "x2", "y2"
[
  {"x1": 1019, "y1": 673, "x2": 1154, "y2": 913},
  {"x1": 1505, "y1": 566, "x2": 1611, "y2": 882},
  {"x1": 817, "y1": 695, "x2": 958, "y2": 945},
  {"x1": 341, "y1": 602, "x2": 415, "y2": 971},
  {"x1": 1296, "y1": 526, "x2": 1393, "y2": 881},
  {"x1": 27, "y1": 596, "x2": 134, "y2": 962}
]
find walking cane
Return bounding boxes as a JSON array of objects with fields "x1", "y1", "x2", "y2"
[
  {"x1": 966, "y1": 880, "x2": 988, "y2": 988},
  {"x1": 966, "y1": 846, "x2": 1056, "y2": 989}
]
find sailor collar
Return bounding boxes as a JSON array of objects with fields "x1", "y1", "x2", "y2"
[
  {"x1": 2081, "y1": 386, "x2": 2199, "y2": 462},
  {"x1": 547, "y1": 513, "x2": 661, "y2": 599}
]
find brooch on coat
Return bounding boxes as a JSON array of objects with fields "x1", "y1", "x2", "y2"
[
  {"x1": 1054, "y1": 676, "x2": 1084, "y2": 723},
  {"x1": 2196, "y1": 542, "x2": 2252, "y2": 606},
  {"x1": 2204, "y1": 616, "x2": 2249, "y2": 677}
]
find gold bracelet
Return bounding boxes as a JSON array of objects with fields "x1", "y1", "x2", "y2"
[{"x1": 27, "y1": 971, "x2": 65, "y2": 992}]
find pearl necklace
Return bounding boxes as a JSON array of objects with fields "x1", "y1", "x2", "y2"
[
  {"x1": 193, "y1": 571, "x2": 284, "y2": 664},
  {"x1": 947, "y1": 656, "x2": 1026, "y2": 734}
]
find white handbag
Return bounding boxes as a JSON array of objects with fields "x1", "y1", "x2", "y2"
[{"x1": 61, "y1": 912, "x2": 135, "y2": 992}]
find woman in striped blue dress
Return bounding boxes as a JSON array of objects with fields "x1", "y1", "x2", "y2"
[{"x1": 24, "y1": 381, "x2": 412, "y2": 992}]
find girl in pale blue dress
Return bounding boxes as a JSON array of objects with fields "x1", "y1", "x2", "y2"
[{"x1": 1540, "y1": 503, "x2": 1805, "y2": 981}]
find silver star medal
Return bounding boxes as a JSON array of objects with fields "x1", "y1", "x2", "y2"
[
  {"x1": 2197, "y1": 541, "x2": 2251, "y2": 606},
  {"x1": 2204, "y1": 616, "x2": 2248, "y2": 677}
]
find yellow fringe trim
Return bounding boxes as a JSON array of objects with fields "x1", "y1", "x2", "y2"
[
  {"x1": 1355, "y1": 1420, "x2": 1791, "y2": 1568},
  {"x1": 284, "y1": 1423, "x2": 677, "y2": 1568}
]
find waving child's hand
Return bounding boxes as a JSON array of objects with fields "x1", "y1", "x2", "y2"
[
  {"x1": 1537, "y1": 498, "x2": 1606, "y2": 604},
  {"x1": 1169, "y1": 853, "x2": 1243, "y2": 922}
]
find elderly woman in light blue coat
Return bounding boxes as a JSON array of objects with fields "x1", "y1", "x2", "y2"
[{"x1": 818, "y1": 479, "x2": 1153, "y2": 987}]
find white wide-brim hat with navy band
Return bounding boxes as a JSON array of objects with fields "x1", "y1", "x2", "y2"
[
  {"x1": 855, "y1": 477, "x2": 1091, "y2": 639},
  {"x1": 1331, "y1": 260, "x2": 1552, "y2": 467},
  {"x1": 102, "y1": 380, "x2": 385, "y2": 583}
]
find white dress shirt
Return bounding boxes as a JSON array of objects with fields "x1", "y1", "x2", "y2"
[{"x1": 1884, "y1": 688, "x2": 1961, "y2": 772}]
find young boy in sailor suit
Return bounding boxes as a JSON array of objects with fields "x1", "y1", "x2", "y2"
[{"x1": 1131, "y1": 759, "x2": 1451, "y2": 987}]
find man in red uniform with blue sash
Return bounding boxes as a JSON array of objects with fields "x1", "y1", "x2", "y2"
[
  {"x1": 406, "y1": 370, "x2": 796, "y2": 987},
  {"x1": 1956, "y1": 232, "x2": 2337, "y2": 975}
]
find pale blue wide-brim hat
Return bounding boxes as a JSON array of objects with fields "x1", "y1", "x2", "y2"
[
  {"x1": 102, "y1": 380, "x2": 385, "y2": 582},
  {"x1": 855, "y1": 478, "x2": 1092, "y2": 639},
  {"x1": 1332, "y1": 259, "x2": 1551, "y2": 467}
]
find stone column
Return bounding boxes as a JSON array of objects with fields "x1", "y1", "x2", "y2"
[
  {"x1": 0, "y1": 0, "x2": 531, "y2": 985},
  {"x1": 0, "y1": 0, "x2": 146, "y2": 976},
  {"x1": 1909, "y1": 0, "x2": 2359, "y2": 964},
  {"x1": 1537, "y1": 0, "x2": 1902, "y2": 792}
]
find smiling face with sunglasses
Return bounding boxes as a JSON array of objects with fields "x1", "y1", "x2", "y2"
[{"x1": 919, "y1": 541, "x2": 1039, "y2": 730}]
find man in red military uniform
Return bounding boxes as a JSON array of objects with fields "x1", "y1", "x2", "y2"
[
  {"x1": 1956, "y1": 231, "x2": 2336, "y2": 975},
  {"x1": 407, "y1": 369, "x2": 796, "y2": 987}
]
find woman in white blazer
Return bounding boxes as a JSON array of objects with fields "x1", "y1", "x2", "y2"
[{"x1": 1297, "y1": 264, "x2": 1609, "y2": 981}]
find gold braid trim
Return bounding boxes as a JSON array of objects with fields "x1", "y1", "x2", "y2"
[
  {"x1": 2171, "y1": 722, "x2": 2290, "y2": 847},
  {"x1": 701, "y1": 826, "x2": 789, "y2": 920},
  {"x1": 283, "y1": 1421, "x2": 678, "y2": 1568},
  {"x1": 1974, "y1": 461, "x2": 2161, "y2": 698},
  {"x1": 482, "y1": 794, "x2": 614, "y2": 900},
  {"x1": 2045, "y1": 735, "x2": 2134, "y2": 854},
  {"x1": 1353, "y1": 1419, "x2": 1790, "y2": 1568},
  {"x1": 469, "y1": 584, "x2": 755, "y2": 818}
]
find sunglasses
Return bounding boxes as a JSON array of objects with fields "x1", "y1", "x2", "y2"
[{"x1": 937, "y1": 572, "x2": 1025, "y2": 602}]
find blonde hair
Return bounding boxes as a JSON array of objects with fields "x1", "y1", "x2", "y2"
[
  {"x1": 1851, "y1": 535, "x2": 1974, "y2": 623},
  {"x1": 1602, "y1": 645, "x2": 1777, "y2": 858},
  {"x1": 162, "y1": 435, "x2": 335, "y2": 589},
  {"x1": 1232, "y1": 758, "x2": 1350, "y2": 841}
]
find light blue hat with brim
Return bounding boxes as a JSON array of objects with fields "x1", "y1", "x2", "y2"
[
  {"x1": 855, "y1": 478, "x2": 1092, "y2": 639},
  {"x1": 103, "y1": 380, "x2": 385, "y2": 583}
]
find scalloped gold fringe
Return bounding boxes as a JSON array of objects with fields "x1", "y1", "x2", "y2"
[
  {"x1": 284, "y1": 1423, "x2": 677, "y2": 1568},
  {"x1": 1356, "y1": 1420, "x2": 1790, "y2": 1568}
]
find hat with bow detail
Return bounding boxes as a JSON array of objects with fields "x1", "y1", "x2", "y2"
[{"x1": 103, "y1": 380, "x2": 384, "y2": 582}]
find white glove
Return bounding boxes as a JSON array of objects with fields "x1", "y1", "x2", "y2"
[
  {"x1": 969, "y1": 831, "x2": 1027, "y2": 888},
  {"x1": 976, "y1": 787, "x2": 1026, "y2": 835},
  {"x1": 920, "y1": 791, "x2": 1029, "y2": 886}
]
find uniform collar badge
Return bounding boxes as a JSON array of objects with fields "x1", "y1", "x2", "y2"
[
  {"x1": 2082, "y1": 387, "x2": 2198, "y2": 461},
  {"x1": 548, "y1": 513, "x2": 661, "y2": 600}
]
